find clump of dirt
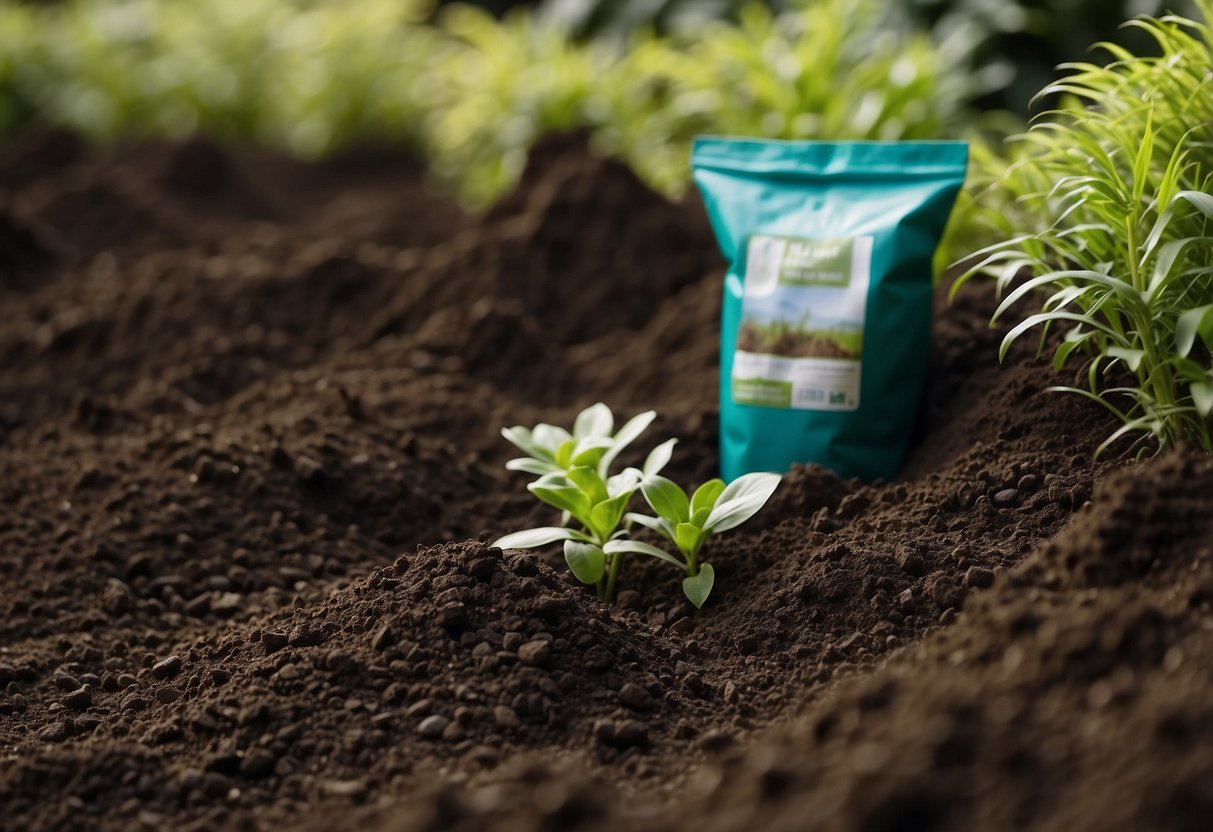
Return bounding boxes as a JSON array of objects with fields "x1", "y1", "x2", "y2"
[
  {"x1": 0, "y1": 206, "x2": 58, "y2": 291},
  {"x1": 0, "y1": 125, "x2": 1197, "y2": 832}
]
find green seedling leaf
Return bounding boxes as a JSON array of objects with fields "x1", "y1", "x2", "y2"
[
  {"x1": 590, "y1": 492, "x2": 632, "y2": 541},
  {"x1": 607, "y1": 468, "x2": 642, "y2": 498},
  {"x1": 493, "y1": 527, "x2": 589, "y2": 549},
  {"x1": 566, "y1": 466, "x2": 609, "y2": 505},
  {"x1": 641, "y1": 475, "x2": 690, "y2": 523},
  {"x1": 625, "y1": 512, "x2": 676, "y2": 540},
  {"x1": 573, "y1": 403, "x2": 613, "y2": 439},
  {"x1": 682, "y1": 563, "x2": 715, "y2": 609},
  {"x1": 554, "y1": 438, "x2": 577, "y2": 469},
  {"x1": 1176, "y1": 304, "x2": 1213, "y2": 357},
  {"x1": 506, "y1": 457, "x2": 558, "y2": 476},
  {"x1": 1107, "y1": 346, "x2": 1145, "y2": 372},
  {"x1": 529, "y1": 477, "x2": 593, "y2": 527},
  {"x1": 570, "y1": 436, "x2": 613, "y2": 467},
  {"x1": 691, "y1": 505, "x2": 711, "y2": 527},
  {"x1": 598, "y1": 410, "x2": 656, "y2": 476},
  {"x1": 674, "y1": 522, "x2": 702, "y2": 556},
  {"x1": 642, "y1": 438, "x2": 678, "y2": 476},
  {"x1": 690, "y1": 478, "x2": 726, "y2": 515},
  {"x1": 532, "y1": 424, "x2": 572, "y2": 455},
  {"x1": 501, "y1": 426, "x2": 553, "y2": 461},
  {"x1": 603, "y1": 539, "x2": 685, "y2": 568},
  {"x1": 704, "y1": 472, "x2": 781, "y2": 532},
  {"x1": 1191, "y1": 382, "x2": 1213, "y2": 418},
  {"x1": 564, "y1": 540, "x2": 606, "y2": 584}
]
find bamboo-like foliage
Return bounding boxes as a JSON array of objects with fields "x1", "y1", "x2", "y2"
[{"x1": 958, "y1": 1, "x2": 1213, "y2": 454}]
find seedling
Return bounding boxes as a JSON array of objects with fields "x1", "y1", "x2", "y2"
[
  {"x1": 493, "y1": 404, "x2": 781, "y2": 608},
  {"x1": 627, "y1": 472, "x2": 781, "y2": 608},
  {"x1": 500, "y1": 402, "x2": 662, "y2": 480}
]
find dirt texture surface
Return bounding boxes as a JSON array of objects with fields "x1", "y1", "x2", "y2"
[{"x1": 1, "y1": 127, "x2": 1204, "y2": 831}]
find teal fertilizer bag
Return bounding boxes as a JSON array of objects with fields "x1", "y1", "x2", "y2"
[{"x1": 691, "y1": 137, "x2": 967, "y2": 482}]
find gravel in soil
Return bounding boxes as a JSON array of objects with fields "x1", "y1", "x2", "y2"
[{"x1": 1, "y1": 126, "x2": 1200, "y2": 832}]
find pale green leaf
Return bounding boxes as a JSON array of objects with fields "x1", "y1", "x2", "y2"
[
  {"x1": 563, "y1": 540, "x2": 605, "y2": 584},
  {"x1": 674, "y1": 521, "x2": 702, "y2": 556},
  {"x1": 682, "y1": 563, "x2": 715, "y2": 609},
  {"x1": 690, "y1": 478, "x2": 726, "y2": 515},
  {"x1": 704, "y1": 472, "x2": 781, "y2": 532},
  {"x1": 573, "y1": 403, "x2": 613, "y2": 439},
  {"x1": 1191, "y1": 382, "x2": 1213, "y2": 418},
  {"x1": 642, "y1": 438, "x2": 678, "y2": 477},
  {"x1": 603, "y1": 539, "x2": 685, "y2": 567},
  {"x1": 493, "y1": 527, "x2": 586, "y2": 549},
  {"x1": 1176, "y1": 304, "x2": 1213, "y2": 357},
  {"x1": 641, "y1": 475, "x2": 690, "y2": 523},
  {"x1": 597, "y1": 410, "x2": 656, "y2": 476},
  {"x1": 1107, "y1": 346, "x2": 1145, "y2": 372},
  {"x1": 506, "y1": 457, "x2": 558, "y2": 476},
  {"x1": 531, "y1": 424, "x2": 572, "y2": 454},
  {"x1": 589, "y1": 492, "x2": 631, "y2": 540},
  {"x1": 624, "y1": 512, "x2": 676, "y2": 540}
]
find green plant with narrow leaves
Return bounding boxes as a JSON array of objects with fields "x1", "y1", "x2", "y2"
[
  {"x1": 627, "y1": 472, "x2": 781, "y2": 608},
  {"x1": 493, "y1": 405, "x2": 780, "y2": 608},
  {"x1": 958, "y1": 1, "x2": 1213, "y2": 455}
]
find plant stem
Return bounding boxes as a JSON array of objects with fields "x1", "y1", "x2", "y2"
[
  {"x1": 604, "y1": 552, "x2": 622, "y2": 602},
  {"x1": 685, "y1": 541, "x2": 702, "y2": 576}
]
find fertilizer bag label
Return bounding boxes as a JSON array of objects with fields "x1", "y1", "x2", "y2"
[
  {"x1": 691, "y1": 138, "x2": 967, "y2": 481},
  {"x1": 733, "y1": 234, "x2": 873, "y2": 412}
]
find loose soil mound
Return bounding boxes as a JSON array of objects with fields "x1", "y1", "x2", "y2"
[{"x1": 0, "y1": 127, "x2": 1199, "y2": 831}]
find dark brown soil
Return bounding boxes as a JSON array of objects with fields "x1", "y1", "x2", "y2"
[{"x1": 0, "y1": 126, "x2": 1201, "y2": 832}]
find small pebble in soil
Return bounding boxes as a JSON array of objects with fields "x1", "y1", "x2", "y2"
[
  {"x1": 261, "y1": 632, "x2": 289, "y2": 654},
  {"x1": 964, "y1": 566, "x2": 996, "y2": 588},
  {"x1": 668, "y1": 617, "x2": 695, "y2": 635},
  {"x1": 240, "y1": 749, "x2": 277, "y2": 779},
  {"x1": 599, "y1": 719, "x2": 648, "y2": 749},
  {"x1": 121, "y1": 693, "x2": 148, "y2": 712},
  {"x1": 39, "y1": 721, "x2": 70, "y2": 742},
  {"x1": 615, "y1": 590, "x2": 642, "y2": 610},
  {"x1": 62, "y1": 687, "x2": 92, "y2": 711},
  {"x1": 992, "y1": 488, "x2": 1020, "y2": 508},
  {"x1": 618, "y1": 682, "x2": 657, "y2": 712},
  {"x1": 492, "y1": 706, "x2": 520, "y2": 728},
  {"x1": 1017, "y1": 474, "x2": 1040, "y2": 493},
  {"x1": 699, "y1": 729, "x2": 736, "y2": 753},
  {"x1": 151, "y1": 656, "x2": 182, "y2": 680},
  {"x1": 517, "y1": 640, "x2": 551, "y2": 667},
  {"x1": 611, "y1": 722, "x2": 650, "y2": 751},
  {"x1": 53, "y1": 674, "x2": 79, "y2": 691},
  {"x1": 417, "y1": 715, "x2": 449, "y2": 739},
  {"x1": 896, "y1": 550, "x2": 926, "y2": 577},
  {"x1": 184, "y1": 594, "x2": 210, "y2": 617},
  {"x1": 293, "y1": 455, "x2": 327, "y2": 488}
]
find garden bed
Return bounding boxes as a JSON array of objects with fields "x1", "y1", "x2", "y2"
[{"x1": 1, "y1": 127, "x2": 1208, "y2": 830}]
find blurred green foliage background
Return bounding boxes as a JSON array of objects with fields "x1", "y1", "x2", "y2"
[{"x1": 0, "y1": 0, "x2": 1200, "y2": 209}]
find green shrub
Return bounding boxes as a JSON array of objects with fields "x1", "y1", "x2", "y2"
[{"x1": 959, "y1": 1, "x2": 1213, "y2": 454}]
